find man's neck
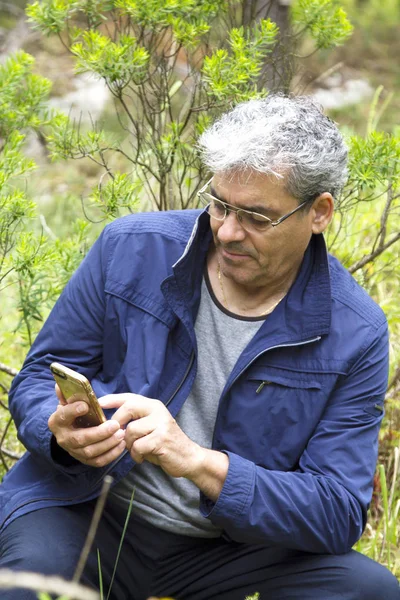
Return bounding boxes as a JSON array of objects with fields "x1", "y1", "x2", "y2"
[{"x1": 207, "y1": 247, "x2": 303, "y2": 318}]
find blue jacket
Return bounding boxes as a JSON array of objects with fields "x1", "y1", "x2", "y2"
[{"x1": 1, "y1": 209, "x2": 389, "y2": 554}]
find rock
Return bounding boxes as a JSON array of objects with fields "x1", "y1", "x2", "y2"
[
  {"x1": 312, "y1": 72, "x2": 373, "y2": 110},
  {"x1": 48, "y1": 72, "x2": 111, "y2": 123}
]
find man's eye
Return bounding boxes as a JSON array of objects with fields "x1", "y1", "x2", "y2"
[
  {"x1": 212, "y1": 200, "x2": 226, "y2": 213},
  {"x1": 249, "y1": 212, "x2": 269, "y2": 223}
]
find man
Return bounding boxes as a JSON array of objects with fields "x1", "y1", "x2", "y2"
[{"x1": 0, "y1": 94, "x2": 399, "y2": 600}]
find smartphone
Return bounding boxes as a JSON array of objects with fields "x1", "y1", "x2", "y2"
[{"x1": 50, "y1": 362, "x2": 107, "y2": 428}]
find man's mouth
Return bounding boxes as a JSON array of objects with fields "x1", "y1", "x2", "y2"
[{"x1": 220, "y1": 247, "x2": 250, "y2": 260}]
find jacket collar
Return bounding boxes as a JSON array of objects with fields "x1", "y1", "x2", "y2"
[{"x1": 172, "y1": 210, "x2": 332, "y2": 340}]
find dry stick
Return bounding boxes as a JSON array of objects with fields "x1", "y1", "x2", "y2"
[
  {"x1": 0, "y1": 446, "x2": 22, "y2": 460},
  {"x1": 371, "y1": 184, "x2": 394, "y2": 255},
  {"x1": 348, "y1": 231, "x2": 400, "y2": 274},
  {"x1": 0, "y1": 570, "x2": 99, "y2": 600},
  {"x1": 0, "y1": 415, "x2": 13, "y2": 472},
  {"x1": 377, "y1": 184, "x2": 393, "y2": 251},
  {"x1": 387, "y1": 364, "x2": 400, "y2": 392},
  {"x1": 388, "y1": 446, "x2": 399, "y2": 512},
  {"x1": 0, "y1": 397, "x2": 9, "y2": 410},
  {"x1": 0, "y1": 376, "x2": 10, "y2": 392},
  {"x1": 73, "y1": 475, "x2": 114, "y2": 584},
  {"x1": 0, "y1": 363, "x2": 18, "y2": 377}
]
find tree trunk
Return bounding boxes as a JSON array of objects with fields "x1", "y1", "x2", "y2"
[{"x1": 241, "y1": 0, "x2": 294, "y2": 92}]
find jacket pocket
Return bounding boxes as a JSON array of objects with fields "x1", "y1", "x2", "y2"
[
  {"x1": 363, "y1": 396, "x2": 384, "y2": 418},
  {"x1": 247, "y1": 367, "x2": 322, "y2": 394},
  {"x1": 223, "y1": 367, "x2": 327, "y2": 470}
]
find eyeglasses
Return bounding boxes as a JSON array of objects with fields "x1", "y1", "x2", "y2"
[{"x1": 197, "y1": 178, "x2": 309, "y2": 234}]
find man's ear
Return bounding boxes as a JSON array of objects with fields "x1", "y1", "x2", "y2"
[{"x1": 311, "y1": 193, "x2": 334, "y2": 234}]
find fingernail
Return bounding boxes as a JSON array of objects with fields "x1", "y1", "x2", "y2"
[
  {"x1": 115, "y1": 429, "x2": 125, "y2": 440},
  {"x1": 76, "y1": 404, "x2": 86, "y2": 414},
  {"x1": 108, "y1": 422, "x2": 119, "y2": 434}
]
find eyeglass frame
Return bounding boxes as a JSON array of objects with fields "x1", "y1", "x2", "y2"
[{"x1": 197, "y1": 177, "x2": 310, "y2": 232}]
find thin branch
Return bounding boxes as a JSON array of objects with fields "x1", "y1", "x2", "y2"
[
  {"x1": 387, "y1": 364, "x2": 400, "y2": 392},
  {"x1": 0, "y1": 381, "x2": 9, "y2": 396},
  {"x1": 0, "y1": 414, "x2": 13, "y2": 472},
  {"x1": 0, "y1": 266, "x2": 16, "y2": 287},
  {"x1": 306, "y1": 61, "x2": 345, "y2": 90},
  {"x1": 39, "y1": 214, "x2": 57, "y2": 240},
  {"x1": 0, "y1": 363, "x2": 18, "y2": 377},
  {"x1": 0, "y1": 570, "x2": 99, "y2": 600},
  {"x1": 0, "y1": 447, "x2": 22, "y2": 460},
  {"x1": 80, "y1": 195, "x2": 106, "y2": 225},
  {"x1": 114, "y1": 147, "x2": 136, "y2": 165},
  {"x1": 57, "y1": 31, "x2": 72, "y2": 54},
  {"x1": 348, "y1": 232, "x2": 400, "y2": 274},
  {"x1": 73, "y1": 475, "x2": 113, "y2": 583},
  {"x1": 140, "y1": 169, "x2": 161, "y2": 210},
  {"x1": 377, "y1": 184, "x2": 394, "y2": 251}
]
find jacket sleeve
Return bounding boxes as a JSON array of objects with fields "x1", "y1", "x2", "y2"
[
  {"x1": 8, "y1": 227, "x2": 112, "y2": 474},
  {"x1": 200, "y1": 321, "x2": 389, "y2": 554}
]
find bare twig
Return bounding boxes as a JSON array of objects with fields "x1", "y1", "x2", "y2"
[
  {"x1": 73, "y1": 475, "x2": 113, "y2": 584},
  {"x1": 0, "y1": 379, "x2": 9, "y2": 396},
  {"x1": 348, "y1": 232, "x2": 400, "y2": 274},
  {"x1": 0, "y1": 363, "x2": 18, "y2": 378},
  {"x1": 39, "y1": 214, "x2": 57, "y2": 240},
  {"x1": 387, "y1": 364, "x2": 400, "y2": 393},
  {"x1": 304, "y1": 61, "x2": 344, "y2": 92},
  {"x1": 0, "y1": 569, "x2": 99, "y2": 599},
  {"x1": 377, "y1": 184, "x2": 394, "y2": 252},
  {"x1": 0, "y1": 447, "x2": 22, "y2": 460}
]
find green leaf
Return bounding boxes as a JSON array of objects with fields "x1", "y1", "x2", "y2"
[
  {"x1": 90, "y1": 173, "x2": 141, "y2": 219},
  {"x1": 71, "y1": 31, "x2": 150, "y2": 88},
  {"x1": 202, "y1": 20, "x2": 277, "y2": 103},
  {"x1": 293, "y1": 0, "x2": 353, "y2": 49}
]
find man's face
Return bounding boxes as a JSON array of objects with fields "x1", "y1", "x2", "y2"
[{"x1": 209, "y1": 171, "x2": 331, "y2": 290}]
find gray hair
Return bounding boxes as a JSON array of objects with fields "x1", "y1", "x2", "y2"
[{"x1": 198, "y1": 94, "x2": 348, "y2": 203}]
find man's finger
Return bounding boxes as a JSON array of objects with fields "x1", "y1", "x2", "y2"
[
  {"x1": 110, "y1": 396, "x2": 163, "y2": 426},
  {"x1": 131, "y1": 430, "x2": 161, "y2": 458},
  {"x1": 55, "y1": 383, "x2": 67, "y2": 405},
  {"x1": 70, "y1": 439, "x2": 127, "y2": 468},
  {"x1": 74, "y1": 428, "x2": 126, "y2": 459},
  {"x1": 125, "y1": 415, "x2": 156, "y2": 444},
  {"x1": 50, "y1": 401, "x2": 89, "y2": 429},
  {"x1": 68, "y1": 419, "x2": 122, "y2": 447},
  {"x1": 98, "y1": 394, "x2": 130, "y2": 409}
]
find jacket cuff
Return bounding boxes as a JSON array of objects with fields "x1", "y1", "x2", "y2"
[{"x1": 199, "y1": 451, "x2": 255, "y2": 524}]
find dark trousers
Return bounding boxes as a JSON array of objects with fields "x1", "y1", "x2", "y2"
[{"x1": 0, "y1": 500, "x2": 399, "y2": 600}]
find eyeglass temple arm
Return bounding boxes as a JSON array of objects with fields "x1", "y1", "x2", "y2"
[{"x1": 270, "y1": 200, "x2": 309, "y2": 227}]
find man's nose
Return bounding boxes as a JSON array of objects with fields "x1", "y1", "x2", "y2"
[{"x1": 216, "y1": 211, "x2": 246, "y2": 243}]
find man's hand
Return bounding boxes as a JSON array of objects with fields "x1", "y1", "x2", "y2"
[
  {"x1": 100, "y1": 393, "x2": 205, "y2": 478},
  {"x1": 48, "y1": 384, "x2": 126, "y2": 467},
  {"x1": 99, "y1": 393, "x2": 229, "y2": 501}
]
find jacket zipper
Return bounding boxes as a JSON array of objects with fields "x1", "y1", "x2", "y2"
[
  {"x1": 212, "y1": 336, "x2": 322, "y2": 448},
  {"x1": 1, "y1": 352, "x2": 196, "y2": 531},
  {"x1": 165, "y1": 351, "x2": 195, "y2": 407},
  {"x1": 230, "y1": 336, "x2": 322, "y2": 390}
]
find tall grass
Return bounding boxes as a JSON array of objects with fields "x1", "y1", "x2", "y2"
[{"x1": 356, "y1": 449, "x2": 400, "y2": 576}]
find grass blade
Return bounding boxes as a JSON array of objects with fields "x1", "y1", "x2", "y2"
[
  {"x1": 97, "y1": 548, "x2": 103, "y2": 600},
  {"x1": 106, "y1": 488, "x2": 135, "y2": 600}
]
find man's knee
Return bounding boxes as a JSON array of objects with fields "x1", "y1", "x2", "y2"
[
  {"x1": 0, "y1": 509, "x2": 86, "y2": 579},
  {"x1": 342, "y1": 551, "x2": 399, "y2": 600}
]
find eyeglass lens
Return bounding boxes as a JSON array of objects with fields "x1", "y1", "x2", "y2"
[{"x1": 202, "y1": 193, "x2": 271, "y2": 232}]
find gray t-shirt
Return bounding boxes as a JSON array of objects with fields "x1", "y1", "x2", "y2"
[{"x1": 109, "y1": 273, "x2": 264, "y2": 537}]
